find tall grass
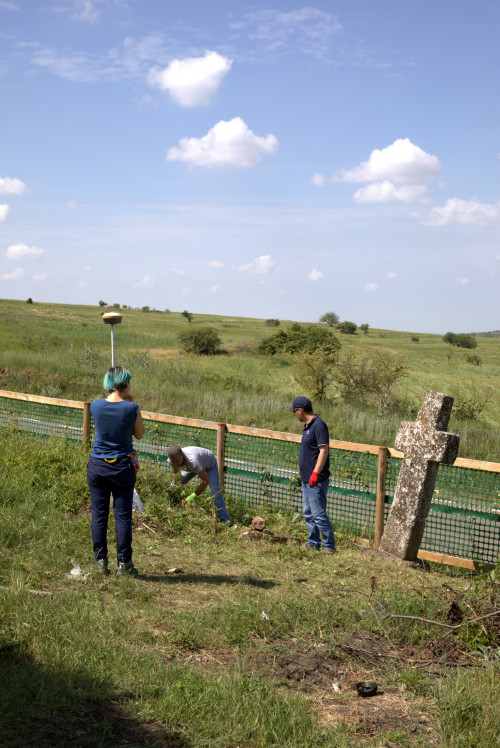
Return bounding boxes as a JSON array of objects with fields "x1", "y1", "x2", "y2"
[{"x1": 1, "y1": 299, "x2": 499, "y2": 459}]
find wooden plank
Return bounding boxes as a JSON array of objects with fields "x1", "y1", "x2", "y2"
[
  {"x1": 141, "y1": 410, "x2": 218, "y2": 430},
  {"x1": 387, "y1": 445, "x2": 500, "y2": 473},
  {"x1": 374, "y1": 447, "x2": 388, "y2": 549},
  {"x1": 354, "y1": 539, "x2": 495, "y2": 570},
  {"x1": 225, "y1": 423, "x2": 380, "y2": 453},
  {"x1": 0, "y1": 389, "x2": 84, "y2": 409}
]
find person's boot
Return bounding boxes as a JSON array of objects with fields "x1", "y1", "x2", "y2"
[
  {"x1": 96, "y1": 558, "x2": 110, "y2": 575},
  {"x1": 116, "y1": 560, "x2": 139, "y2": 577}
]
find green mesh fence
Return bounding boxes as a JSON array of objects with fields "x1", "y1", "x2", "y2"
[
  {"x1": 137, "y1": 417, "x2": 217, "y2": 465},
  {"x1": 386, "y1": 456, "x2": 500, "y2": 565},
  {"x1": 1, "y1": 392, "x2": 499, "y2": 566},
  {"x1": 0, "y1": 394, "x2": 83, "y2": 441}
]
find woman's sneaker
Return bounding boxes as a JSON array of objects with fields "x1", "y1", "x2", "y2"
[
  {"x1": 116, "y1": 561, "x2": 139, "y2": 577},
  {"x1": 96, "y1": 558, "x2": 110, "y2": 575}
]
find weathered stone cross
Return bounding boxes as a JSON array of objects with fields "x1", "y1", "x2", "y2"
[{"x1": 380, "y1": 391, "x2": 460, "y2": 561}]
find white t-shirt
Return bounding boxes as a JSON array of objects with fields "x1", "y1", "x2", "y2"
[{"x1": 168, "y1": 446, "x2": 216, "y2": 474}]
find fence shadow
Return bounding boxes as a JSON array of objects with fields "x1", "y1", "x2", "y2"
[{"x1": 140, "y1": 572, "x2": 278, "y2": 588}]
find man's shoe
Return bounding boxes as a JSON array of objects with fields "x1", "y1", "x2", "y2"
[
  {"x1": 321, "y1": 546, "x2": 336, "y2": 555},
  {"x1": 96, "y1": 558, "x2": 110, "y2": 575},
  {"x1": 116, "y1": 561, "x2": 139, "y2": 577},
  {"x1": 305, "y1": 544, "x2": 320, "y2": 551}
]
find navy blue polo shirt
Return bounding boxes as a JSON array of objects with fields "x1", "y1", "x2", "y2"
[{"x1": 298, "y1": 415, "x2": 330, "y2": 482}]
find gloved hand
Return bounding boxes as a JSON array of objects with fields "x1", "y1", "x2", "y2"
[
  {"x1": 309, "y1": 472, "x2": 319, "y2": 488},
  {"x1": 185, "y1": 492, "x2": 197, "y2": 506}
]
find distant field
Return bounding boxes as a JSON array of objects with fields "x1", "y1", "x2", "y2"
[{"x1": 1, "y1": 298, "x2": 499, "y2": 460}]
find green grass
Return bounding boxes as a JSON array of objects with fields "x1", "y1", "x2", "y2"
[
  {"x1": 0, "y1": 432, "x2": 499, "y2": 746},
  {"x1": 1, "y1": 298, "x2": 499, "y2": 460}
]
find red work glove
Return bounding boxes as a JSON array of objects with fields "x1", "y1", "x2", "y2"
[{"x1": 309, "y1": 472, "x2": 319, "y2": 487}]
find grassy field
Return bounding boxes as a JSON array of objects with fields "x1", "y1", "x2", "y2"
[
  {"x1": 0, "y1": 298, "x2": 499, "y2": 460},
  {"x1": 0, "y1": 432, "x2": 499, "y2": 747}
]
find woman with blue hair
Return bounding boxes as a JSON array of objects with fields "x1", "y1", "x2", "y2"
[{"x1": 87, "y1": 366, "x2": 144, "y2": 576}]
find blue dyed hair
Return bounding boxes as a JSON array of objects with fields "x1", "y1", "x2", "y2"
[{"x1": 103, "y1": 366, "x2": 131, "y2": 393}]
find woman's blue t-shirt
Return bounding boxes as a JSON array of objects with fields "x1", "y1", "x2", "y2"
[{"x1": 90, "y1": 399, "x2": 139, "y2": 458}]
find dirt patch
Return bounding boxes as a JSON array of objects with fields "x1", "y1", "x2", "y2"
[{"x1": 149, "y1": 348, "x2": 178, "y2": 359}]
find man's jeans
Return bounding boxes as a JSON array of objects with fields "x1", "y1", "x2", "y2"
[
  {"x1": 181, "y1": 463, "x2": 230, "y2": 523},
  {"x1": 302, "y1": 478, "x2": 335, "y2": 549},
  {"x1": 87, "y1": 455, "x2": 136, "y2": 563}
]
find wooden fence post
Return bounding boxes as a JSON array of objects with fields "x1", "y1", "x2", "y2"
[
  {"x1": 83, "y1": 402, "x2": 91, "y2": 449},
  {"x1": 216, "y1": 422, "x2": 226, "y2": 490},
  {"x1": 374, "y1": 446, "x2": 388, "y2": 549}
]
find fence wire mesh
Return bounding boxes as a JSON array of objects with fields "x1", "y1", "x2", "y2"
[{"x1": 1, "y1": 392, "x2": 499, "y2": 566}]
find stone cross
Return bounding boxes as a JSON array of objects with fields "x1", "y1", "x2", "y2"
[{"x1": 379, "y1": 391, "x2": 460, "y2": 561}]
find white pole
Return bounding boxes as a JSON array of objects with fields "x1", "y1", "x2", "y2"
[{"x1": 110, "y1": 324, "x2": 116, "y2": 367}]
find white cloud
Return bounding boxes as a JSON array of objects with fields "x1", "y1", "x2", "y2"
[
  {"x1": 336, "y1": 138, "x2": 441, "y2": 184},
  {"x1": 0, "y1": 1, "x2": 21, "y2": 11},
  {"x1": 423, "y1": 198, "x2": 500, "y2": 226},
  {"x1": 308, "y1": 268, "x2": 323, "y2": 281},
  {"x1": 33, "y1": 273, "x2": 47, "y2": 281},
  {"x1": 353, "y1": 180, "x2": 428, "y2": 203},
  {"x1": 207, "y1": 259, "x2": 224, "y2": 268},
  {"x1": 133, "y1": 275, "x2": 154, "y2": 287},
  {"x1": 366, "y1": 282, "x2": 378, "y2": 291},
  {"x1": 0, "y1": 204, "x2": 9, "y2": 221},
  {"x1": 386, "y1": 272, "x2": 398, "y2": 279},
  {"x1": 208, "y1": 285, "x2": 220, "y2": 293},
  {"x1": 6, "y1": 243, "x2": 44, "y2": 260},
  {"x1": 172, "y1": 267, "x2": 185, "y2": 276},
  {"x1": 1, "y1": 267, "x2": 24, "y2": 280},
  {"x1": 238, "y1": 254, "x2": 275, "y2": 274},
  {"x1": 67, "y1": 201, "x2": 77, "y2": 209},
  {"x1": 0, "y1": 176, "x2": 28, "y2": 195},
  {"x1": 167, "y1": 117, "x2": 278, "y2": 170},
  {"x1": 148, "y1": 51, "x2": 232, "y2": 107},
  {"x1": 310, "y1": 173, "x2": 326, "y2": 187},
  {"x1": 456, "y1": 277, "x2": 470, "y2": 285}
]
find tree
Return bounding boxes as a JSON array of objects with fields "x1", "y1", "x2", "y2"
[
  {"x1": 178, "y1": 327, "x2": 223, "y2": 355},
  {"x1": 337, "y1": 321, "x2": 357, "y2": 334},
  {"x1": 265, "y1": 319, "x2": 280, "y2": 327},
  {"x1": 359, "y1": 323, "x2": 369, "y2": 335},
  {"x1": 98, "y1": 300, "x2": 107, "y2": 307},
  {"x1": 257, "y1": 323, "x2": 341, "y2": 357},
  {"x1": 182, "y1": 310, "x2": 193, "y2": 324},
  {"x1": 26, "y1": 297, "x2": 33, "y2": 304},
  {"x1": 290, "y1": 346, "x2": 339, "y2": 399},
  {"x1": 319, "y1": 312, "x2": 339, "y2": 327},
  {"x1": 334, "y1": 347, "x2": 408, "y2": 410}
]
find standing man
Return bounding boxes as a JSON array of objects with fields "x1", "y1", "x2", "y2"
[
  {"x1": 166, "y1": 445, "x2": 231, "y2": 524},
  {"x1": 290, "y1": 396, "x2": 336, "y2": 554}
]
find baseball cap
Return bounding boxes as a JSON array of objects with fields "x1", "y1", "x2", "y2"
[{"x1": 289, "y1": 396, "x2": 312, "y2": 411}]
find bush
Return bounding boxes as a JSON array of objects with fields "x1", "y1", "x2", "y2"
[
  {"x1": 359, "y1": 323, "x2": 369, "y2": 335},
  {"x1": 290, "y1": 346, "x2": 338, "y2": 399},
  {"x1": 265, "y1": 319, "x2": 280, "y2": 327},
  {"x1": 411, "y1": 335, "x2": 420, "y2": 343},
  {"x1": 466, "y1": 354, "x2": 482, "y2": 366},
  {"x1": 257, "y1": 323, "x2": 341, "y2": 357},
  {"x1": 178, "y1": 327, "x2": 224, "y2": 355},
  {"x1": 334, "y1": 347, "x2": 408, "y2": 411},
  {"x1": 443, "y1": 332, "x2": 478, "y2": 349},
  {"x1": 337, "y1": 321, "x2": 357, "y2": 334}
]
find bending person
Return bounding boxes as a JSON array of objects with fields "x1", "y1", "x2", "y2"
[
  {"x1": 87, "y1": 366, "x2": 145, "y2": 576},
  {"x1": 166, "y1": 445, "x2": 230, "y2": 524}
]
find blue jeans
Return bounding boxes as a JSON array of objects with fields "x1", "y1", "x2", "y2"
[
  {"x1": 302, "y1": 478, "x2": 335, "y2": 549},
  {"x1": 181, "y1": 464, "x2": 230, "y2": 523},
  {"x1": 87, "y1": 456, "x2": 136, "y2": 563}
]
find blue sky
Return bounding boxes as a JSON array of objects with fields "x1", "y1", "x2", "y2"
[{"x1": 1, "y1": 0, "x2": 499, "y2": 333}]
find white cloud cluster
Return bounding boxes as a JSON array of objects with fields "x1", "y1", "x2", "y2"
[
  {"x1": 456, "y1": 277, "x2": 470, "y2": 285},
  {"x1": 423, "y1": 197, "x2": 500, "y2": 226},
  {"x1": 207, "y1": 259, "x2": 224, "y2": 268},
  {"x1": 308, "y1": 268, "x2": 323, "y2": 281},
  {"x1": 6, "y1": 243, "x2": 44, "y2": 260},
  {"x1": 148, "y1": 51, "x2": 232, "y2": 107},
  {"x1": 238, "y1": 254, "x2": 275, "y2": 274},
  {"x1": 332, "y1": 138, "x2": 440, "y2": 204},
  {"x1": 0, "y1": 204, "x2": 9, "y2": 221},
  {"x1": 0, "y1": 176, "x2": 28, "y2": 195},
  {"x1": 1, "y1": 267, "x2": 24, "y2": 280},
  {"x1": 365, "y1": 282, "x2": 378, "y2": 291},
  {"x1": 167, "y1": 117, "x2": 278, "y2": 170},
  {"x1": 133, "y1": 275, "x2": 154, "y2": 288}
]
